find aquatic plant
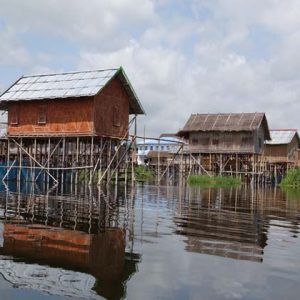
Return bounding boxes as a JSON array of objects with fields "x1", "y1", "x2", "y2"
[
  {"x1": 134, "y1": 166, "x2": 154, "y2": 182},
  {"x1": 280, "y1": 168, "x2": 300, "y2": 188},
  {"x1": 282, "y1": 187, "x2": 300, "y2": 201},
  {"x1": 187, "y1": 175, "x2": 241, "y2": 187}
]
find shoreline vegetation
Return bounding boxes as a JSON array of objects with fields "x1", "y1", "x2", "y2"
[
  {"x1": 187, "y1": 175, "x2": 242, "y2": 187},
  {"x1": 280, "y1": 168, "x2": 300, "y2": 188},
  {"x1": 135, "y1": 166, "x2": 155, "y2": 182}
]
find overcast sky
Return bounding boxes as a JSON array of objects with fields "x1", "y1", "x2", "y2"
[{"x1": 0, "y1": 0, "x2": 299, "y2": 137}]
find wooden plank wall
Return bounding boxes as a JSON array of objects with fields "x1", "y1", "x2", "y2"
[
  {"x1": 93, "y1": 78, "x2": 129, "y2": 138},
  {"x1": 264, "y1": 135, "x2": 299, "y2": 163},
  {"x1": 189, "y1": 131, "x2": 256, "y2": 153},
  {"x1": 8, "y1": 97, "x2": 94, "y2": 136}
]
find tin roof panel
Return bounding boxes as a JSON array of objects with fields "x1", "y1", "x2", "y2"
[
  {"x1": 0, "y1": 68, "x2": 145, "y2": 114},
  {"x1": 266, "y1": 130, "x2": 298, "y2": 145}
]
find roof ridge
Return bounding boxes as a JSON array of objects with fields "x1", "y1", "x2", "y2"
[
  {"x1": 191, "y1": 112, "x2": 265, "y2": 116},
  {"x1": 22, "y1": 68, "x2": 120, "y2": 78},
  {"x1": 270, "y1": 129, "x2": 298, "y2": 131}
]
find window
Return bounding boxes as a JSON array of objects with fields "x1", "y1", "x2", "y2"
[
  {"x1": 10, "y1": 107, "x2": 19, "y2": 125},
  {"x1": 242, "y1": 136, "x2": 252, "y2": 145},
  {"x1": 212, "y1": 139, "x2": 219, "y2": 146},
  {"x1": 150, "y1": 146, "x2": 153, "y2": 150},
  {"x1": 113, "y1": 105, "x2": 120, "y2": 127},
  {"x1": 192, "y1": 138, "x2": 198, "y2": 145},
  {"x1": 199, "y1": 137, "x2": 210, "y2": 145},
  {"x1": 155, "y1": 146, "x2": 159, "y2": 150},
  {"x1": 161, "y1": 146, "x2": 164, "y2": 150},
  {"x1": 145, "y1": 146, "x2": 148, "y2": 150},
  {"x1": 38, "y1": 105, "x2": 47, "y2": 125}
]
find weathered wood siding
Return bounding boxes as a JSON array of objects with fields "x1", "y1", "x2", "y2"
[
  {"x1": 254, "y1": 126, "x2": 265, "y2": 154},
  {"x1": 287, "y1": 135, "x2": 299, "y2": 162},
  {"x1": 188, "y1": 121, "x2": 267, "y2": 154},
  {"x1": 189, "y1": 131, "x2": 256, "y2": 153},
  {"x1": 264, "y1": 144, "x2": 287, "y2": 160},
  {"x1": 264, "y1": 135, "x2": 299, "y2": 163},
  {"x1": 8, "y1": 97, "x2": 94, "y2": 136},
  {"x1": 93, "y1": 77, "x2": 129, "y2": 138}
]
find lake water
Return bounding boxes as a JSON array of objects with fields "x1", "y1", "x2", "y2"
[{"x1": 0, "y1": 183, "x2": 299, "y2": 300}]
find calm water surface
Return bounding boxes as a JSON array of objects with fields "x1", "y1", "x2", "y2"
[{"x1": 0, "y1": 183, "x2": 299, "y2": 300}]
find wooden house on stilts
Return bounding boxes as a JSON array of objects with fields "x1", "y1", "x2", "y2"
[
  {"x1": 264, "y1": 129, "x2": 300, "y2": 179},
  {"x1": 177, "y1": 113, "x2": 271, "y2": 182},
  {"x1": 0, "y1": 67, "x2": 145, "y2": 185}
]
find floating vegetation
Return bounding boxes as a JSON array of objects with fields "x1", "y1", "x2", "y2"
[
  {"x1": 134, "y1": 166, "x2": 154, "y2": 182},
  {"x1": 282, "y1": 187, "x2": 300, "y2": 201},
  {"x1": 280, "y1": 168, "x2": 300, "y2": 188},
  {"x1": 187, "y1": 175, "x2": 241, "y2": 187}
]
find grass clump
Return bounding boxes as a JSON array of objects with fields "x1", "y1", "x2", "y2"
[
  {"x1": 188, "y1": 175, "x2": 241, "y2": 187},
  {"x1": 135, "y1": 166, "x2": 154, "y2": 182},
  {"x1": 280, "y1": 168, "x2": 300, "y2": 188}
]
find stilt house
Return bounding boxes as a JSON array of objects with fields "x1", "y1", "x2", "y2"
[
  {"x1": 0, "y1": 67, "x2": 144, "y2": 184},
  {"x1": 178, "y1": 113, "x2": 270, "y2": 154},
  {"x1": 264, "y1": 129, "x2": 300, "y2": 165},
  {"x1": 177, "y1": 113, "x2": 271, "y2": 179}
]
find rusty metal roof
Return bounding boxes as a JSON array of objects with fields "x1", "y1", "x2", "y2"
[
  {"x1": 266, "y1": 129, "x2": 299, "y2": 145},
  {"x1": 0, "y1": 67, "x2": 145, "y2": 114},
  {"x1": 178, "y1": 113, "x2": 271, "y2": 140}
]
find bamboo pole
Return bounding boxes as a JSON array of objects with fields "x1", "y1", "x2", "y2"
[
  {"x1": 11, "y1": 138, "x2": 58, "y2": 184},
  {"x1": 89, "y1": 136, "x2": 94, "y2": 184},
  {"x1": 2, "y1": 159, "x2": 16, "y2": 182},
  {"x1": 47, "y1": 137, "x2": 51, "y2": 185},
  {"x1": 35, "y1": 138, "x2": 62, "y2": 181},
  {"x1": 75, "y1": 136, "x2": 79, "y2": 184},
  {"x1": 18, "y1": 138, "x2": 22, "y2": 182}
]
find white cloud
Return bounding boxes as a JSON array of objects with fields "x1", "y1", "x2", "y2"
[
  {"x1": 0, "y1": 0, "x2": 300, "y2": 136},
  {"x1": 79, "y1": 41, "x2": 193, "y2": 136},
  {"x1": 0, "y1": 0, "x2": 156, "y2": 50},
  {"x1": 0, "y1": 27, "x2": 30, "y2": 66}
]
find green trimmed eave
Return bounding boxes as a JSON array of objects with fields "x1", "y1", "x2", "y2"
[{"x1": 117, "y1": 67, "x2": 145, "y2": 115}]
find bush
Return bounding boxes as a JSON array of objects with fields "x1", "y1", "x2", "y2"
[
  {"x1": 188, "y1": 175, "x2": 241, "y2": 187},
  {"x1": 280, "y1": 168, "x2": 300, "y2": 188},
  {"x1": 135, "y1": 166, "x2": 154, "y2": 182}
]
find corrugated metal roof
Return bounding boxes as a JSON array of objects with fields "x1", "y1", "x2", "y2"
[
  {"x1": 0, "y1": 127, "x2": 7, "y2": 137},
  {"x1": 178, "y1": 113, "x2": 271, "y2": 140},
  {"x1": 266, "y1": 130, "x2": 299, "y2": 145},
  {"x1": 0, "y1": 67, "x2": 145, "y2": 114},
  {"x1": 0, "y1": 69, "x2": 116, "y2": 101}
]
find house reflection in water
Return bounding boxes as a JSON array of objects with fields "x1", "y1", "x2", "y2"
[
  {"x1": 0, "y1": 224, "x2": 140, "y2": 299},
  {"x1": 174, "y1": 187, "x2": 300, "y2": 263}
]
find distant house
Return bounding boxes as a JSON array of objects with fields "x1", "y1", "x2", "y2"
[
  {"x1": 264, "y1": 130, "x2": 300, "y2": 165},
  {"x1": 146, "y1": 150, "x2": 171, "y2": 167},
  {"x1": 0, "y1": 67, "x2": 144, "y2": 138},
  {"x1": 137, "y1": 137, "x2": 183, "y2": 165},
  {"x1": 178, "y1": 113, "x2": 271, "y2": 154}
]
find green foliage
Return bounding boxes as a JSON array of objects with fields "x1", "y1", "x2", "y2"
[
  {"x1": 77, "y1": 170, "x2": 104, "y2": 183},
  {"x1": 134, "y1": 166, "x2": 154, "y2": 182},
  {"x1": 188, "y1": 175, "x2": 241, "y2": 187},
  {"x1": 282, "y1": 187, "x2": 300, "y2": 200},
  {"x1": 280, "y1": 168, "x2": 300, "y2": 188}
]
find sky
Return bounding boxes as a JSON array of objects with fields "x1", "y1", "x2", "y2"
[{"x1": 0, "y1": 0, "x2": 299, "y2": 137}]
